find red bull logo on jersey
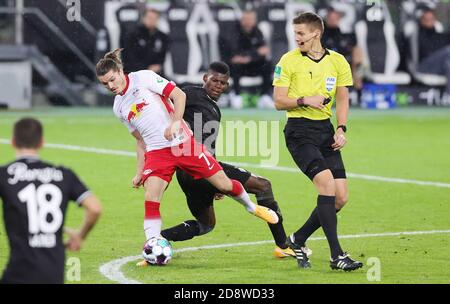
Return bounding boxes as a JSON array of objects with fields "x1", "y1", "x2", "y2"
[{"x1": 127, "y1": 100, "x2": 149, "y2": 122}]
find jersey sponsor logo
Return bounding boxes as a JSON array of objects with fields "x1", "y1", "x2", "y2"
[
  {"x1": 154, "y1": 39, "x2": 162, "y2": 52},
  {"x1": 7, "y1": 162, "x2": 63, "y2": 185},
  {"x1": 127, "y1": 99, "x2": 149, "y2": 122},
  {"x1": 274, "y1": 66, "x2": 282, "y2": 79},
  {"x1": 238, "y1": 167, "x2": 247, "y2": 173},
  {"x1": 142, "y1": 169, "x2": 153, "y2": 175},
  {"x1": 29, "y1": 233, "x2": 56, "y2": 248},
  {"x1": 156, "y1": 77, "x2": 164, "y2": 83},
  {"x1": 138, "y1": 38, "x2": 146, "y2": 47},
  {"x1": 326, "y1": 77, "x2": 336, "y2": 92}
]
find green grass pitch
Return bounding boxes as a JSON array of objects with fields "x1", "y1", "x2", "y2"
[{"x1": 0, "y1": 107, "x2": 449, "y2": 284}]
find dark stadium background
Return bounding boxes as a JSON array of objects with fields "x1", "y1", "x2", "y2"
[{"x1": 0, "y1": 0, "x2": 449, "y2": 109}]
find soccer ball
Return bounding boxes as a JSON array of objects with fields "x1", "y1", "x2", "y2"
[{"x1": 142, "y1": 237, "x2": 173, "y2": 266}]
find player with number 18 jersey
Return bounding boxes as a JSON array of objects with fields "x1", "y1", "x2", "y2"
[{"x1": 0, "y1": 157, "x2": 90, "y2": 284}]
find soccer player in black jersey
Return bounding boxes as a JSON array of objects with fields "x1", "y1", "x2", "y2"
[
  {"x1": 0, "y1": 118, "x2": 102, "y2": 284},
  {"x1": 137, "y1": 62, "x2": 297, "y2": 266}
]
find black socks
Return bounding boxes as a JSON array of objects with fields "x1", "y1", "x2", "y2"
[
  {"x1": 161, "y1": 220, "x2": 200, "y2": 241},
  {"x1": 256, "y1": 192, "x2": 287, "y2": 249},
  {"x1": 316, "y1": 195, "x2": 343, "y2": 259},
  {"x1": 293, "y1": 195, "x2": 343, "y2": 259}
]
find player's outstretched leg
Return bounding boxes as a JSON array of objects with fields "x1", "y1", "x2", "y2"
[
  {"x1": 244, "y1": 175, "x2": 294, "y2": 258},
  {"x1": 206, "y1": 171, "x2": 279, "y2": 224},
  {"x1": 161, "y1": 207, "x2": 216, "y2": 241}
]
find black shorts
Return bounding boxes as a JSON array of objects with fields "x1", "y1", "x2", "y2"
[
  {"x1": 1, "y1": 264, "x2": 64, "y2": 284},
  {"x1": 176, "y1": 162, "x2": 252, "y2": 218},
  {"x1": 284, "y1": 118, "x2": 346, "y2": 180}
]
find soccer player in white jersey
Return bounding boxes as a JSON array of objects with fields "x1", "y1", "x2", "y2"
[{"x1": 96, "y1": 49, "x2": 278, "y2": 253}]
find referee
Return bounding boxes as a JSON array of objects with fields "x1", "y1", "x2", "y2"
[{"x1": 273, "y1": 12, "x2": 362, "y2": 271}]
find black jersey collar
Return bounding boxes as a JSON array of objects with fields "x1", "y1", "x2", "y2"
[
  {"x1": 301, "y1": 48, "x2": 330, "y2": 63},
  {"x1": 206, "y1": 93, "x2": 218, "y2": 103},
  {"x1": 16, "y1": 155, "x2": 40, "y2": 161}
]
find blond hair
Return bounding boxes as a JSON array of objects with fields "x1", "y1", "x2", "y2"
[{"x1": 96, "y1": 48, "x2": 124, "y2": 76}]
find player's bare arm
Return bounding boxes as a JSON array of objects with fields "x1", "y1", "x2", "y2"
[
  {"x1": 65, "y1": 194, "x2": 102, "y2": 252},
  {"x1": 164, "y1": 87, "x2": 186, "y2": 141},
  {"x1": 273, "y1": 86, "x2": 297, "y2": 110},
  {"x1": 332, "y1": 86, "x2": 349, "y2": 151},
  {"x1": 131, "y1": 130, "x2": 146, "y2": 188},
  {"x1": 274, "y1": 86, "x2": 326, "y2": 110}
]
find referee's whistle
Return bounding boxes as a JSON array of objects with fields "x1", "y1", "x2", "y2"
[{"x1": 323, "y1": 97, "x2": 332, "y2": 105}]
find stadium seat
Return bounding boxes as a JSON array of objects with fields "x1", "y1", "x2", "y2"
[
  {"x1": 185, "y1": 3, "x2": 220, "y2": 81},
  {"x1": 316, "y1": 1, "x2": 357, "y2": 35},
  {"x1": 163, "y1": 3, "x2": 192, "y2": 83},
  {"x1": 285, "y1": 2, "x2": 316, "y2": 50},
  {"x1": 258, "y1": 2, "x2": 289, "y2": 63},
  {"x1": 164, "y1": 2, "x2": 222, "y2": 85},
  {"x1": 354, "y1": 3, "x2": 411, "y2": 85},
  {"x1": 115, "y1": 4, "x2": 141, "y2": 51},
  {"x1": 403, "y1": 14, "x2": 447, "y2": 86}
]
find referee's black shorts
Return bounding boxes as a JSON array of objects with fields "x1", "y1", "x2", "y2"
[
  {"x1": 284, "y1": 117, "x2": 346, "y2": 181},
  {"x1": 176, "y1": 162, "x2": 252, "y2": 218}
]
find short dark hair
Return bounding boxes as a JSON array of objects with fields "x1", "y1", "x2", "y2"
[
  {"x1": 143, "y1": 8, "x2": 161, "y2": 17},
  {"x1": 208, "y1": 61, "x2": 230, "y2": 76},
  {"x1": 419, "y1": 6, "x2": 435, "y2": 18},
  {"x1": 327, "y1": 5, "x2": 343, "y2": 16},
  {"x1": 242, "y1": 9, "x2": 257, "y2": 17},
  {"x1": 293, "y1": 12, "x2": 324, "y2": 35},
  {"x1": 13, "y1": 117, "x2": 43, "y2": 149}
]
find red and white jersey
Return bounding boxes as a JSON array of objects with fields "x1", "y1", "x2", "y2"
[{"x1": 113, "y1": 70, "x2": 192, "y2": 152}]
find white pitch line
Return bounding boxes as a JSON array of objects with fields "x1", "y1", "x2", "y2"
[
  {"x1": 0, "y1": 139, "x2": 135, "y2": 157},
  {"x1": 230, "y1": 162, "x2": 450, "y2": 189},
  {"x1": 99, "y1": 229, "x2": 450, "y2": 284},
  {"x1": 1, "y1": 139, "x2": 449, "y2": 189},
  {"x1": 98, "y1": 256, "x2": 142, "y2": 285}
]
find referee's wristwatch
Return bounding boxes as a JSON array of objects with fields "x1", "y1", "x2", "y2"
[
  {"x1": 296, "y1": 97, "x2": 306, "y2": 107},
  {"x1": 337, "y1": 125, "x2": 347, "y2": 133}
]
